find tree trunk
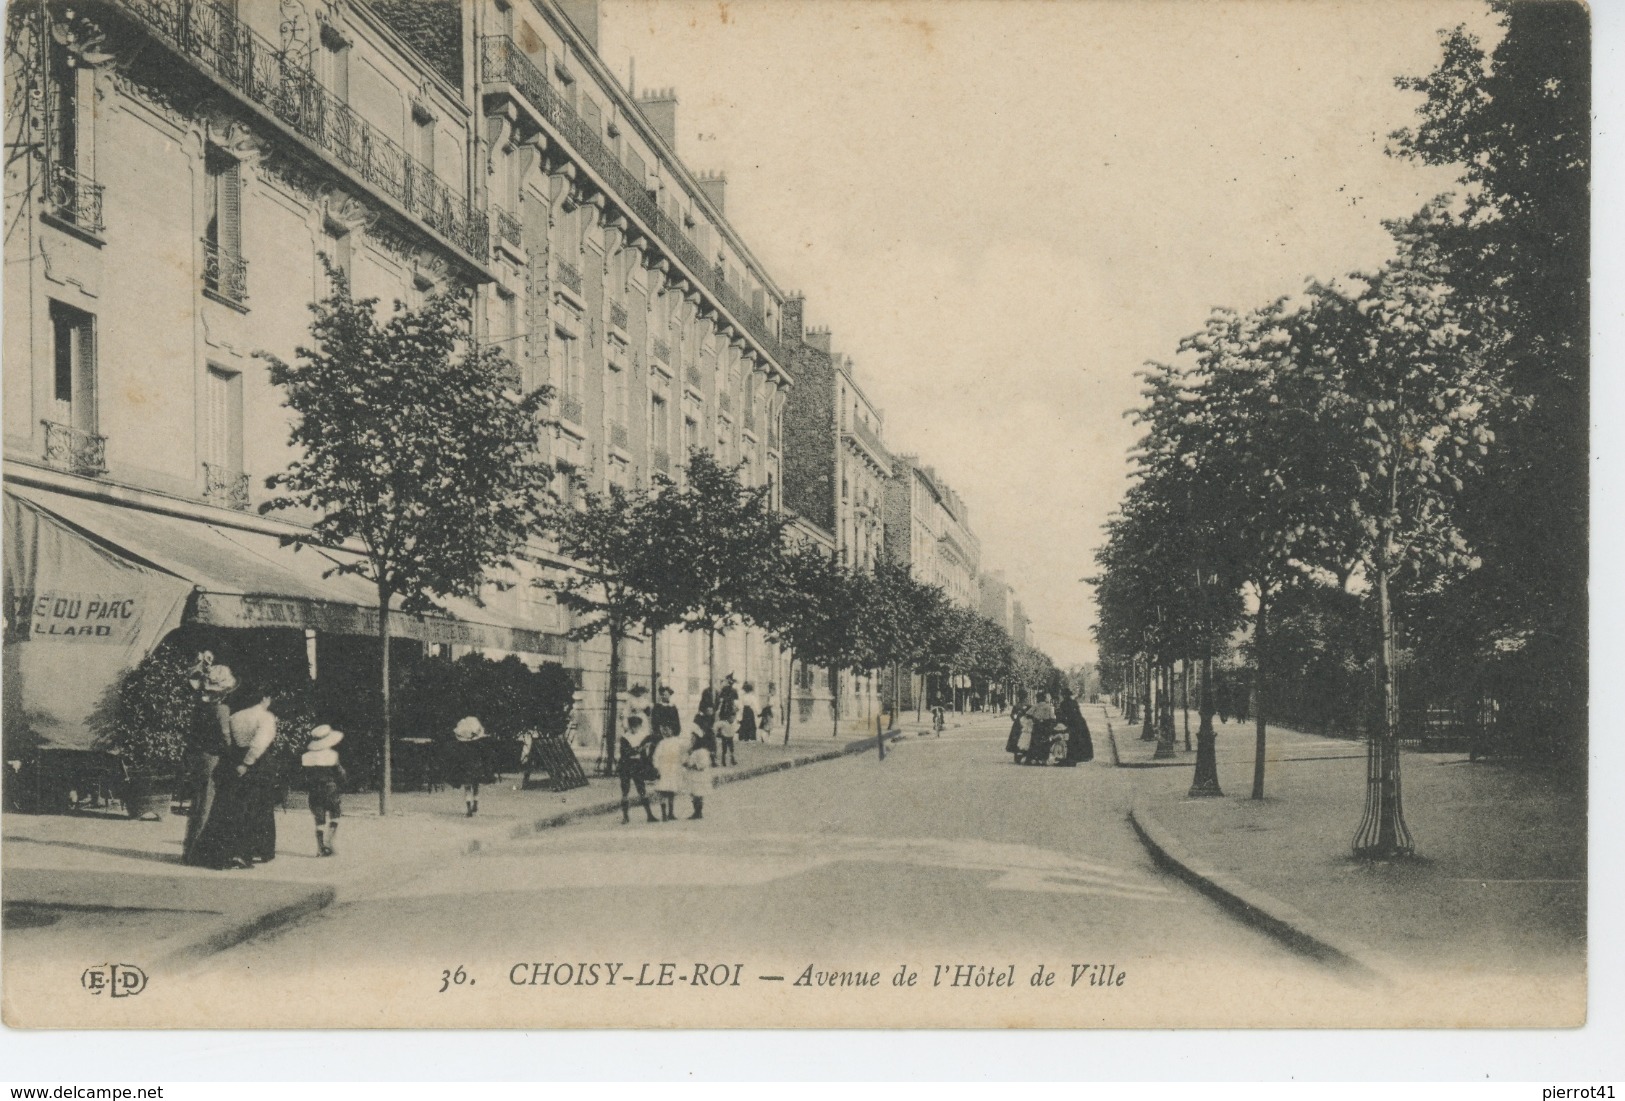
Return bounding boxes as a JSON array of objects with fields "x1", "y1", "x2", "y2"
[
  {"x1": 783, "y1": 650, "x2": 795, "y2": 746},
  {"x1": 1251, "y1": 587, "x2": 1269, "y2": 800},
  {"x1": 1182, "y1": 659, "x2": 1192, "y2": 751},
  {"x1": 377, "y1": 580, "x2": 392, "y2": 817},
  {"x1": 1355, "y1": 566, "x2": 1414, "y2": 857},
  {"x1": 1153, "y1": 659, "x2": 1177, "y2": 759},
  {"x1": 650, "y1": 626, "x2": 660, "y2": 699},
  {"x1": 1140, "y1": 654, "x2": 1156, "y2": 741},
  {"x1": 603, "y1": 628, "x2": 621, "y2": 775},
  {"x1": 706, "y1": 626, "x2": 716, "y2": 695},
  {"x1": 831, "y1": 667, "x2": 841, "y2": 737},
  {"x1": 890, "y1": 661, "x2": 900, "y2": 730}
]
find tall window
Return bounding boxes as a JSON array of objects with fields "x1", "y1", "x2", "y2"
[
  {"x1": 608, "y1": 357, "x2": 629, "y2": 439},
  {"x1": 50, "y1": 301, "x2": 96, "y2": 433},
  {"x1": 321, "y1": 25, "x2": 350, "y2": 103},
  {"x1": 203, "y1": 367, "x2": 243, "y2": 477},
  {"x1": 413, "y1": 110, "x2": 436, "y2": 171},
  {"x1": 552, "y1": 322, "x2": 583, "y2": 422},
  {"x1": 204, "y1": 146, "x2": 245, "y2": 303},
  {"x1": 650, "y1": 394, "x2": 670, "y2": 466}
]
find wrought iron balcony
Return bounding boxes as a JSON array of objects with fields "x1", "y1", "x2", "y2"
[
  {"x1": 44, "y1": 162, "x2": 105, "y2": 235},
  {"x1": 41, "y1": 421, "x2": 107, "y2": 475},
  {"x1": 202, "y1": 462, "x2": 251, "y2": 510},
  {"x1": 845, "y1": 416, "x2": 891, "y2": 469},
  {"x1": 610, "y1": 302, "x2": 628, "y2": 331},
  {"x1": 479, "y1": 34, "x2": 787, "y2": 366},
  {"x1": 610, "y1": 421, "x2": 629, "y2": 450},
  {"x1": 558, "y1": 260, "x2": 583, "y2": 295},
  {"x1": 652, "y1": 338, "x2": 670, "y2": 363},
  {"x1": 201, "y1": 239, "x2": 249, "y2": 305},
  {"x1": 559, "y1": 394, "x2": 584, "y2": 424},
  {"x1": 109, "y1": 0, "x2": 488, "y2": 260},
  {"x1": 494, "y1": 207, "x2": 522, "y2": 249}
]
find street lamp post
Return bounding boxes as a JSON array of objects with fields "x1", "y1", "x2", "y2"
[{"x1": 1189, "y1": 566, "x2": 1223, "y2": 797}]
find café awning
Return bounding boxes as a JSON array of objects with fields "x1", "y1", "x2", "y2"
[{"x1": 5, "y1": 484, "x2": 565, "y2": 656}]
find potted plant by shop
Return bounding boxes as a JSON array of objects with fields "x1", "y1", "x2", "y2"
[{"x1": 97, "y1": 645, "x2": 192, "y2": 821}]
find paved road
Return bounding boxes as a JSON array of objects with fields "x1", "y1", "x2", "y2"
[{"x1": 181, "y1": 712, "x2": 1363, "y2": 1026}]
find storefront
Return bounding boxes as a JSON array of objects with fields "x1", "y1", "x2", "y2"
[{"x1": 3, "y1": 484, "x2": 566, "y2": 766}]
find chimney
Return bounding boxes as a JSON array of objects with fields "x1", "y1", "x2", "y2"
[
  {"x1": 805, "y1": 326, "x2": 832, "y2": 354},
  {"x1": 695, "y1": 170, "x2": 726, "y2": 214},
  {"x1": 782, "y1": 294, "x2": 805, "y2": 345},
  {"x1": 555, "y1": 0, "x2": 599, "y2": 50},
  {"x1": 639, "y1": 88, "x2": 679, "y2": 151}
]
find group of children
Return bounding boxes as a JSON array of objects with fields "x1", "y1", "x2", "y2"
[{"x1": 619, "y1": 684, "x2": 714, "y2": 825}]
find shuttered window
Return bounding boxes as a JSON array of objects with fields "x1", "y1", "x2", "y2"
[{"x1": 203, "y1": 366, "x2": 242, "y2": 473}]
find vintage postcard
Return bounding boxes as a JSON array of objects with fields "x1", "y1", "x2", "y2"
[{"x1": 1, "y1": 0, "x2": 1587, "y2": 1029}]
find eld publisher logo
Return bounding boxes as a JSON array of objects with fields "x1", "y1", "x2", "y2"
[{"x1": 81, "y1": 963, "x2": 147, "y2": 998}]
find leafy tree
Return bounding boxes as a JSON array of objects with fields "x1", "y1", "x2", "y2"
[
  {"x1": 260, "y1": 268, "x2": 553, "y2": 812},
  {"x1": 652, "y1": 449, "x2": 790, "y2": 692},
  {"x1": 753, "y1": 539, "x2": 848, "y2": 745},
  {"x1": 1297, "y1": 224, "x2": 1505, "y2": 857},
  {"x1": 540, "y1": 478, "x2": 672, "y2": 771},
  {"x1": 1388, "y1": 2, "x2": 1589, "y2": 758}
]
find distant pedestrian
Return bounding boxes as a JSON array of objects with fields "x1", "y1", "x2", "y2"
[
  {"x1": 651, "y1": 722, "x2": 684, "y2": 822},
  {"x1": 683, "y1": 729, "x2": 712, "y2": 820},
  {"x1": 931, "y1": 705, "x2": 945, "y2": 737},
  {"x1": 1215, "y1": 679, "x2": 1231, "y2": 725},
  {"x1": 1006, "y1": 705, "x2": 1028, "y2": 763},
  {"x1": 1057, "y1": 686, "x2": 1094, "y2": 765},
  {"x1": 1235, "y1": 686, "x2": 1251, "y2": 725},
  {"x1": 759, "y1": 684, "x2": 777, "y2": 739},
  {"x1": 651, "y1": 686, "x2": 683, "y2": 743},
  {"x1": 714, "y1": 674, "x2": 740, "y2": 766},
  {"x1": 302, "y1": 724, "x2": 345, "y2": 856},
  {"x1": 618, "y1": 712, "x2": 659, "y2": 824},
  {"x1": 181, "y1": 655, "x2": 237, "y2": 866},
  {"x1": 447, "y1": 715, "x2": 489, "y2": 817},
  {"x1": 737, "y1": 681, "x2": 760, "y2": 743}
]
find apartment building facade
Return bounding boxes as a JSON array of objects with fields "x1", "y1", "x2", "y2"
[
  {"x1": 779, "y1": 296, "x2": 894, "y2": 726},
  {"x1": 2, "y1": 0, "x2": 793, "y2": 763}
]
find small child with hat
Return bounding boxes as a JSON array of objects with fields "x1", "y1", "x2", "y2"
[{"x1": 302, "y1": 723, "x2": 345, "y2": 856}]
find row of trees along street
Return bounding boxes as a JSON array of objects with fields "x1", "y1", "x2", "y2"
[
  {"x1": 259, "y1": 264, "x2": 1060, "y2": 813},
  {"x1": 1089, "y1": 2, "x2": 1587, "y2": 858}
]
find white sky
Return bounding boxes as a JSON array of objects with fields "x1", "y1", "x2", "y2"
[{"x1": 598, "y1": 0, "x2": 1495, "y2": 667}]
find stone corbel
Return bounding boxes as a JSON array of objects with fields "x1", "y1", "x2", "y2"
[
  {"x1": 484, "y1": 104, "x2": 518, "y2": 170},
  {"x1": 316, "y1": 186, "x2": 378, "y2": 234},
  {"x1": 201, "y1": 113, "x2": 264, "y2": 168}
]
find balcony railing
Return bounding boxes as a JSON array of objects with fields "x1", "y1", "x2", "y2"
[
  {"x1": 846, "y1": 416, "x2": 890, "y2": 464},
  {"x1": 44, "y1": 162, "x2": 105, "y2": 234},
  {"x1": 480, "y1": 34, "x2": 786, "y2": 365},
  {"x1": 653, "y1": 447, "x2": 671, "y2": 475},
  {"x1": 610, "y1": 302, "x2": 628, "y2": 331},
  {"x1": 202, "y1": 462, "x2": 251, "y2": 510},
  {"x1": 558, "y1": 260, "x2": 583, "y2": 295},
  {"x1": 201, "y1": 238, "x2": 249, "y2": 305},
  {"x1": 112, "y1": 0, "x2": 488, "y2": 259},
  {"x1": 559, "y1": 394, "x2": 584, "y2": 423},
  {"x1": 652, "y1": 338, "x2": 670, "y2": 363},
  {"x1": 684, "y1": 363, "x2": 702, "y2": 389},
  {"x1": 610, "y1": 421, "x2": 629, "y2": 450},
  {"x1": 494, "y1": 207, "x2": 522, "y2": 249},
  {"x1": 41, "y1": 421, "x2": 107, "y2": 475}
]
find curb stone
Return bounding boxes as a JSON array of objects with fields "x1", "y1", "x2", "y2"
[
  {"x1": 1126, "y1": 791, "x2": 1386, "y2": 983},
  {"x1": 158, "y1": 884, "x2": 336, "y2": 974},
  {"x1": 473, "y1": 728, "x2": 908, "y2": 854}
]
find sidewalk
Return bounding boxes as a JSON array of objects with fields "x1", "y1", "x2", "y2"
[
  {"x1": 1099, "y1": 704, "x2": 1586, "y2": 989},
  {"x1": 2, "y1": 723, "x2": 913, "y2": 972}
]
